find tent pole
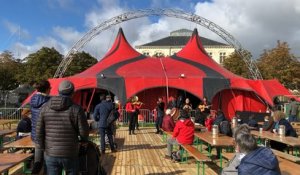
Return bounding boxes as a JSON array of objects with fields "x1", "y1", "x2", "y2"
[
  {"x1": 159, "y1": 57, "x2": 169, "y2": 100},
  {"x1": 87, "y1": 88, "x2": 96, "y2": 112}
]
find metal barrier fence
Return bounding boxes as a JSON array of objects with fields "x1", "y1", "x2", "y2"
[
  {"x1": 117, "y1": 109, "x2": 198, "y2": 125},
  {"x1": 0, "y1": 108, "x2": 26, "y2": 120},
  {"x1": 118, "y1": 109, "x2": 154, "y2": 125}
]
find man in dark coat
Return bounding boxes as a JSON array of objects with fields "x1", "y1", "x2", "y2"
[
  {"x1": 30, "y1": 80, "x2": 51, "y2": 173},
  {"x1": 36, "y1": 80, "x2": 89, "y2": 174},
  {"x1": 155, "y1": 97, "x2": 165, "y2": 134},
  {"x1": 93, "y1": 94, "x2": 116, "y2": 154},
  {"x1": 236, "y1": 132, "x2": 280, "y2": 175}
]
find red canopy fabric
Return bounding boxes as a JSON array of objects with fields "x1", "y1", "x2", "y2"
[{"x1": 23, "y1": 28, "x2": 293, "y2": 118}]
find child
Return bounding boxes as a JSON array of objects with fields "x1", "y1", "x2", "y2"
[{"x1": 205, "y1": 114, "x2": 214, "y2": 131}]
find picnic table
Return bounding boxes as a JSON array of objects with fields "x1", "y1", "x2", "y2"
[
  {"x1": 0, "y1": 120, "x2": 18, "y2": 130},
  {"x1": 252, "y1": 130, "x2": 300, "y2": 156},
  {"x1": 194, "y1": 132, "x2": 234, "y2": 168},
  {"x1": 0, "y1": 153, "x2": 33, "y2": 174},
  {"x1": 0, "y1": 130, "x2": 16, "y2": 148},
  {"x1": 3, "y1": 136, "x2": 34, "y2": 153}
]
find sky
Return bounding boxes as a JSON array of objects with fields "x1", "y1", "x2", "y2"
[{"x1": 1, "y1": 0, "x2": 300, "y2": 60}]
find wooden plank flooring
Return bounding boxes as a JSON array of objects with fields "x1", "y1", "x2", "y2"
[{"x1": 101, "y1": 127, "x2": 218, "y2": 175}]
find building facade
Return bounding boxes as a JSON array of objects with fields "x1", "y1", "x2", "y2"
[{"x1": 135, "y1": 29, "x2": 235, "y2": 64}]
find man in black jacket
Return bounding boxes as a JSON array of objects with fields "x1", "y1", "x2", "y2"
[
  {"x1": 93, "y1": 94, "x2": 116, "y2": 154},
  {"x1": 36, "y1": 80, "x2": 89, "y2": 175}
]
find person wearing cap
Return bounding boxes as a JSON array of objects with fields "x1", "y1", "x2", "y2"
[
  {"x1": 30, "y1": 80, "x2": 51, "y2": 174},
  {"x1": 162, "y1": 108, "x2": 175, "y2": 132},
  {"x1": 36, "y1": 80, "x2": 89, "y2": 175},
  {"x1": 93, "y1": 94, "x2": 117, "y2": 154},
  {"x1": 165, "y1": 110, "x2": 194, "y2": 159}
]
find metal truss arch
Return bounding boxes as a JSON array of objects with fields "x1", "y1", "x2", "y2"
[{"x1": 54, "y1": 8, "x2": 262, "y2": 79}]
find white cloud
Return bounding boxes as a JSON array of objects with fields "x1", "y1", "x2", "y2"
[
  {"x1": 193, "y1": 0, "x2": 300, "y2": 58},
  {"x1": 3, "y1": 20, "x2": 31, "y2": 40},
  {"x1": 8, "y1": 0, "x2": 300, "y2": 61}
]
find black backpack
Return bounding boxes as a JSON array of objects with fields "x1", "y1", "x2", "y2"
[
  {"x1": 219, "y1": 120, "x2": 232, "y2": 137},
  {"x1": 78, "y1": 141, "x2": 107, "y2": 175},
  {"x1": 106, "y1": 109, "x2": 120, "y2": 127}
]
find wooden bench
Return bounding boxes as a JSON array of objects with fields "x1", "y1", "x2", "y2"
[
  {"x1": 89, "y1": 129, "x2": 99, "y2": 143},
  {"x1": 180, "y1": 144, "x2": 211, "y2": 175},
  {"x1": 222, "y1": 152, "x2": 235, "y2": 161},
  {"x1": 161, "y1": 130, "x2": 172, "y2": 142},
  {"x1": 271, "y1": 149, "x2": 300, "y2": 163},
  {"x1": 0, "y1": 153, "x2": 33, "y2": 174}
]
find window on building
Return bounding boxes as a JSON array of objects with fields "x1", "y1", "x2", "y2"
[
  {"x1": 208, "y1": 52, "x2": 213, "y2": 57},
  {"x1": 219, "y1": 52, "x2": 226, "y2": 63},
  {"x1": 142, "y1": 52, "x2": 150, "y2": 56},
  {"x1": 153, "y1": 52, "x2": 164, "y2": 57}
]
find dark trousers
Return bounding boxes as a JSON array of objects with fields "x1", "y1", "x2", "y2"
[
  {"x1": 134, "y1": 111, "x2": 139, "y2": 129},
  {"x1": 128, "y1": 112, "x2": 136, "y2": 133},
  {"x1": 99, "y1": 127, "x2": 115, "y2": 152},
  {"x1": 155, "y1": 116, "x2": 163, "y2": 132},
  {"x1": 45, "y1": 154, "x2": 78, "y2": 175}
]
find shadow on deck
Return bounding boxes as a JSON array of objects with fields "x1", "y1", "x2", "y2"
[{"x1": 100, "y1": 127, "x2": 219, "y2": 175}]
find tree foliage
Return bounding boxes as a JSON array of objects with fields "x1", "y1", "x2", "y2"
[
  {"x1": 257, "y1": 41, "x2": 300, "y2": 89},
  {"x1": 20, "y1": 47, "x2": 63, "y2": 83},
  {"x1": 64, "y1": 51, "x2": 98, "y2": 76},
  {"x1": 222, "y1": 50, "x2": 250, "y2": 78},
  {"x1": 0, "y1": 51, "x2": 21, "y2": 90}
]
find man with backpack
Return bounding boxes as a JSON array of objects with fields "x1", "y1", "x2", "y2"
[{"x1": 93, "y1": 94, "x2": 117, "y2": 154}]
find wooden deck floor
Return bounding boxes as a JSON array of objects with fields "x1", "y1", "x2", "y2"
[{"x1": 101, "y1": 127, "x2": 218, "y2": 175}]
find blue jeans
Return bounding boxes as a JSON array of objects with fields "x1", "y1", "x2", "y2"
[
  {"x1": 45, "y1": 154, "x2": 78, "y2": 175},
  {"x1": 99, "y1": 127, "x2": 115, "y2": 152}
]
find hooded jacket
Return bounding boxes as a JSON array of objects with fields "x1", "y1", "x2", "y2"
[
  {"x1": 30, "y1": 93, "x2": 50, "y2": 142},
  {"x1": 36, "y1": 96, "x2": 89, "y2": 158},
  {"x1": 172, "y1": 118, "x2": 194, "y2": 144},
  {"x1": 238, "y1": 147, "x2": 280, "y2": 175}
]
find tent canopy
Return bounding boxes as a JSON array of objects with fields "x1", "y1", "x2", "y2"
[{"x1": 24, "y1": 28, "x2": 293, "y2": 118}]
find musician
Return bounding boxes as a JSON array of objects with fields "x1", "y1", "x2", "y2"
[
  {"x1": 156, "y1": 97, "x2": 165, "y2": 134},
  {"x1": 125, "y1": 98, "x2": 135, "y2": 135},
  {"x1": 132, "y1": 96, "x2": 143, "y2": 131},
  {"x1": 183, "y1": 98, "x2": 192, "y2": 112},
  {"x1": 198, "y1": 97, "x2": 211, "y2": 115}
]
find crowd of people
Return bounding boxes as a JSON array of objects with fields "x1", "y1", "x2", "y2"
[{"x1": 14, "y1": 80, "x2": 299, "y2": 174}]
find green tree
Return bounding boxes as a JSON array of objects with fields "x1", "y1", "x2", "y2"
[
  {"x1": 20, "y1": 47, "x2": 63, "y2": 83},
  {"x1": 64, "y1": 51, "x2": 98, "y2": 76},
  {"x1": 0, "y1": 51, "x2": 20, "y2": 90},
  {"x1": 257, "y1": 41, "x2": 300, "y2": 89},
  {"x1": 223, "y1": 50, "x2": 251, "y2": 78}
]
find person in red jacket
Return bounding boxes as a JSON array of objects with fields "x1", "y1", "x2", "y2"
[
  {"x1": 162, "y1": 109, "x2": 175, "y2": 132},
  {"x1": 125, "y1": 98, "x2": 135, "y2": 135},
  {"x1": 205, "y1": 115, "x2": 214, "y2": 131},
  {"x1": 165, "y1": 109, "x2": 194, "y2": 159}
]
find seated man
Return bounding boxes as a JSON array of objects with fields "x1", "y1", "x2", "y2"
[
  {"x1": 222, "y1": 124, "x2": 250, "y2": 175},
  {"x1": 236, "y1": 131, "x2": 280, "y2": 174},
  {"x1": 262, "y1": 115, "x2": 274, "y2": 131},
  {"x1": 247, "y1": 115, "x2": 258, "y2": 130},
  {"x1": 162, "y1": 109, "x2": 175, "y2": 132},
  {"x1": 17, "y1": 108, "x2": 32, "y2": 139},
  {"x1": 165, "y1": 110, "x2": 194, "y2": 159}
]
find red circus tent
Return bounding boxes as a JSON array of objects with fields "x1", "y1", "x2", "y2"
[{"x1": 24, "y1": 28, "x2": 293, "y2": 119}]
